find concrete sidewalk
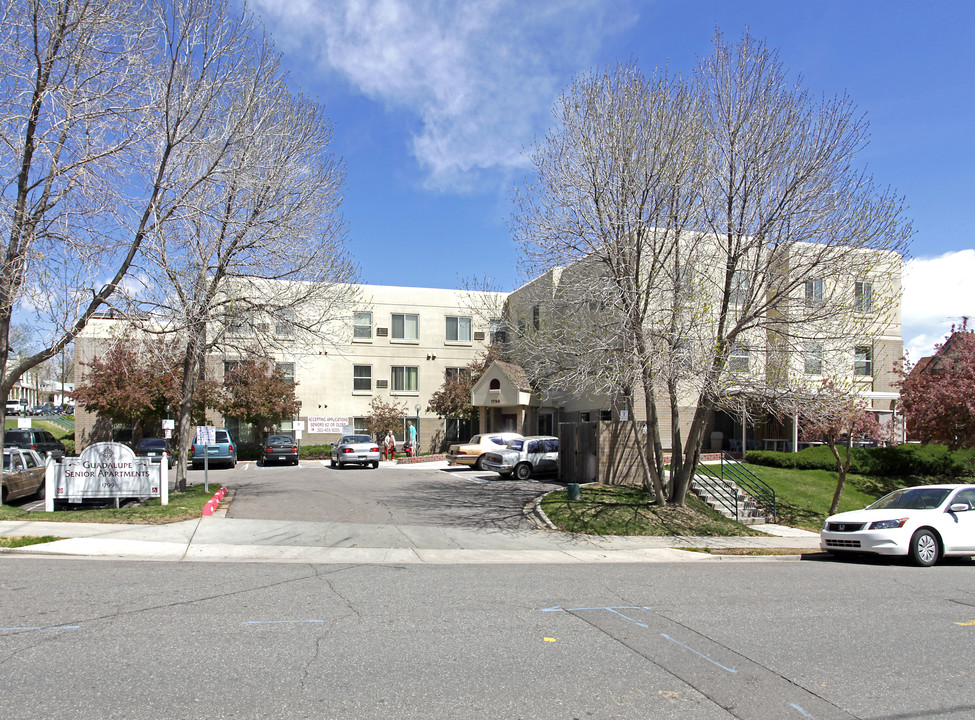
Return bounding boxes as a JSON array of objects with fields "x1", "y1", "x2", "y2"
[{"x1": 0, "y1": 508, "x2": 822, "y2": 564}]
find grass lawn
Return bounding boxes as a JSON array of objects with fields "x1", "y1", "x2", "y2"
[
  {"x1": 738, "y1": 463, "x2": 879, "y2": 531},
  {"x1": 0, "y1": 535, "x2": 61, "y2": 548},
  {"x1": 540, "y1": 485, "x2": 767, "y2": 536},
  {"x1": 540, "y1": 462, "x2": 925, "y2": 536},
  {"x1": 4, "y1": 418, "x2": 72, "y2": 438},
  {"x1": 0, "y1": 483, "x2": 217, "y2": 524}
]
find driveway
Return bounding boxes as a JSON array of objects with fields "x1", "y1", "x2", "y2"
[{"x1": 214, "y1": 459, "x2": 563, "y2": 530}]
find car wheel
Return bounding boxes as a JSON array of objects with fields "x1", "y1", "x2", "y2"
[
  {"x1": 231, "y1": 456, "x2": 237, "y2": 469},
  {"x1": 474, "y1": 456, "x2": 485, "y2": 471},
  {"x1": 514, "y1": 463, "x2": 532, "y2": 481},
  {"x1": 292, "y1": 458, "x2": 299, "y2": 466},
  {"x1": 372, "y1": 460, "x2": 379, "y2": 469},
  {"x1": 330, "y1": 457, "x2": 336, "y2": 468},
  {"x1": 337, "y1": 460, "x2": 344, "y2": 469},
  {"x1": 34, "y1": 481, "x2": 45, "y2": 500},
  {"x1": 910, "y1": 529, "x2": 940, "y2": 567}
]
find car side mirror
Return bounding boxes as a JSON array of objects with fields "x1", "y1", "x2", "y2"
[{"x1": 948, "y1": 503, "x2": 970, "y2": 513}]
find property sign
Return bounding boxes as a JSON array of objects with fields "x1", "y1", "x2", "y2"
[
  {"x1": 46, "y1": 442, "x2": 167, "y2": 510},
  {"x1": 195, "y1": 425, "x2": 216, "y2": 445},
  {"x1": 307, "y1": 416, "x2": 350, "y2": 434}
]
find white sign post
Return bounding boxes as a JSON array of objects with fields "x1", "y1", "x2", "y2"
[{"x1": 195, "y1": 426, "x2": 216, "y2": 492}]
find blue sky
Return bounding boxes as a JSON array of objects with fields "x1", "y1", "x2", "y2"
[{"x1": 248, "y1": 0, "x2": 974, "y2": 361}]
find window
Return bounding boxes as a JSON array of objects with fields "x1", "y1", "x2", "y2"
[
  {"x1": 445, "y1": 367, "x2": 469, "y2": 382},
  {"x1": 354, "y1": 312, "x2": 372, "y2": 339},
  {"x1": 729, "y1": 271, "x2": 750, "y2": 305},
  {"x1": 275, "y1": 310, "x2": 294, "y2": 337},
  {"x1": 489, "y1": 378, "x2": 501, "y2": 391},
  {"x1": 854, "y1": 345, "x2": 873, "y2": 376},
  {"x1": 353, "y1": 365, "x2": 372, "y2": 392},
  {"x1": 489, "y1": 319, "x2": 507, "y2": 345},
  {"x1": 600, "y1": 410, "x2": 612, "y2": 421},
  {"x1": 391, "y1": 313, "x2": 419, "y2": 340},
  {"x1": 855, "y1": 281, "x2": 873, "y2": 312},
  {"x1": 532, "y1": 305, "x2": 540, "y2": 330},
  {"x1": 803, "y1": 343, "x2": 823, "y2": 375},
  {"x1": 353, "y1": 417, "x2": 369, "y2": 435},
  {"x1": 805, "y1": 278, "x2": 823, "y2": 306},
  {"x1": 445, "y1": 316, "x2": 472, "y2": 342},
  {"x1": 728, "y1": 343, "x2": 750, "y2": 372},
  {"x1": 277, "y1": 363, "x2": 295, "y2": 384},
  {"x1": 391, "y1": 366, "x2": 418, "y2": 392}
]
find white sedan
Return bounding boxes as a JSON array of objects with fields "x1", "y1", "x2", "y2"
[
  {"x1": 820, "y1": 484, "x2": 975, "y2": 566},
  {"x1": 482, "y1": 436, "x2": 559, "y2": 480},
  {"x1": 330, "y1": 435, "x2": 381, "y2": 469}
]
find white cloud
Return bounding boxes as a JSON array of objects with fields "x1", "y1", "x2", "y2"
[
  {"x1": 901, "y1": 249, "x2": 975, "y2": 362},
  {"x1": 250, "y1": 0, "x2": 632, "y2": 190}
]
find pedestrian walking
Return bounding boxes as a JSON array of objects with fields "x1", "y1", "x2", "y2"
[{"x1": 384, "y1": 430, "x2": 396, "y2": 460}]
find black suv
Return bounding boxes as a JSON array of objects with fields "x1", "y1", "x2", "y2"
[{"x1": 4, "y1": 428, "x2": 65, "y2": 460}]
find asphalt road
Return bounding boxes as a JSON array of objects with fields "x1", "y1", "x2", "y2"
[
  {"x1": 2, "y1": 556, "x2": 974, "y2": 719},
  {"x1": 216, "y1": 460, "x2": 563, "y2": 529}
]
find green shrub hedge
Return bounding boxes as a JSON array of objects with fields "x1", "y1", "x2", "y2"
[{"x1": 745, "y1": 444, "x2": 975, "y2": 478}]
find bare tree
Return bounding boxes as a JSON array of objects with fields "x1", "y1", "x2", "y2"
[
  {"x1": 0, "y1": 0, "x2": 153, "y2": 440},
  {"x1": 117, "y1": 7, "x2": 358, "y2": 488},
  {"x1": 510, "y1": 31, "x2": 912, "y2": 505}
]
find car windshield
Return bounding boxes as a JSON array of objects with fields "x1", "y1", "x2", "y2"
[
  {"x1": 268, "y1": 436, "x2": 291, "y2": 444},
  {"x1": 869, "y1": 487, "x2": 952, "y2": 510},
  {"x1": 215, "y1": 431, "x2": 230, "y2": 443},
  {"x1": 345, "y1": 436, "x2": 372, "y2": 444},
  {"x1": 139, "y1": 439, "x2": 167, "y2": 450},
  {"x1": 489, "y1": 437, "x2": 506, "y2": 445}
]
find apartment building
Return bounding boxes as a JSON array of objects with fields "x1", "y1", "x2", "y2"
[{"x1": 75, "y1": 284, "x2": 506, "y2": 452}]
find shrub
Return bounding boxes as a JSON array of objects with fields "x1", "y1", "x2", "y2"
[
  {"x1": 298, "y1": 443, "x2": 333, "y2": 459},
  {"x1": 61, "y1": 438, "x2": 75, "y2": 456},
  {"x1": 746, "y1": 443, "x2": 975, "y2": 478}
]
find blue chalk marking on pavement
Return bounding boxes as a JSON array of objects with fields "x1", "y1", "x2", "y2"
[
  {"x1": 660, "y1": 633, "x2": 737, "y2": 673},
  {"x1": 790, "y1": 703, "x2": 814, "y2": 718},
  {"x1": 539, "y1": 606, "x2": 653, "y2": 626},
  {"x1": 0, "y1": 625, "x2": 79, "y2": 631},
  {"x1": 242, "y1": 620, "x2": 325, "y2": 625}
]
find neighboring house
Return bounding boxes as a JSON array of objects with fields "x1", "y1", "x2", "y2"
[{"x1": 902, "y1": 329, "x2": 973, "y2": 442}]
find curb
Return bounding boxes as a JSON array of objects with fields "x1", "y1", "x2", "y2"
[{"x1": 202, "y1": 486, "x2": 227, "y2": 517}]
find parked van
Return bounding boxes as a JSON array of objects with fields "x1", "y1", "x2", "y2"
[{"x1": 4, "y1": 428, "x2": 66, "y2": 460}]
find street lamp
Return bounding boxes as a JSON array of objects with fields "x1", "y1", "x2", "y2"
[{"x1": 415, "y1": 404, "x2": 421, "y2": 455}]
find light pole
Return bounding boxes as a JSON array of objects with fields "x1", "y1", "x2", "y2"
[{"x1": 415, "y1": 404, "x2": 420, "y2": 455}]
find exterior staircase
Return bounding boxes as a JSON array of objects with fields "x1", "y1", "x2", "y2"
[{"x1": 689, "y1": 453, "x2": 776, "y2": 526}]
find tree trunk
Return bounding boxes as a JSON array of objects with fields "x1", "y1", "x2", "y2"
[
  {"x1": 174, "y1": 323, "x2": 206, "y2": 492},
  {"x1": 827, "y1": 440, "x2": 852, "y2": 516}
]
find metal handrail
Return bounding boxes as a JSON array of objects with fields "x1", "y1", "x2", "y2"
[
  {"x1": 690, "y1": 469, "x2": 739, "y2": 522},
  {"x1": 718, "y1": 452, "x2": 777, "y2": 523}
]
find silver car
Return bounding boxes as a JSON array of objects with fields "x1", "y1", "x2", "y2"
[
  {"x1": 330, "y1": 434, "x2": 381, "y2": 469},
  {"x1": 482, "y1": 436, "x2": 559, "y2": 480}
]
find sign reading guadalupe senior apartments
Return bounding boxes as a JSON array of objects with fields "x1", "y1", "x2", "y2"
[{"x1": 45, "y1": 442, "x2": 168, "y2": 510}]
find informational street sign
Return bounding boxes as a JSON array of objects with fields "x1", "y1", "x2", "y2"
[
  {"x1": 162, "y1": 419, "x2": 175, "y2": 430},
  {"x1": 307, "y1": 416, "x2": 350, "y2": 434},
  {"x1": 294, "y1": 421, "x2": 305, "y2": 431},
  {"x1": 195, "y1": 425, "x2": 216, "y2": 446}
]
